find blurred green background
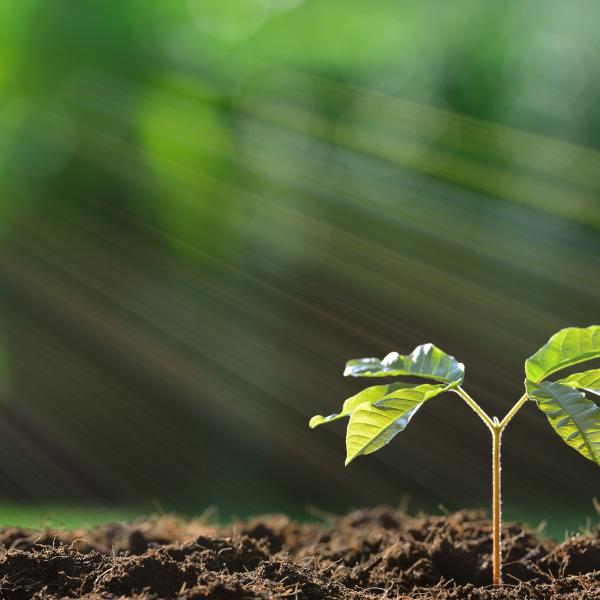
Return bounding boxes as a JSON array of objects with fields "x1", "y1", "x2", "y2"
[{"x1": 0, "y1": 0, "x2": 599, "y2": 535}]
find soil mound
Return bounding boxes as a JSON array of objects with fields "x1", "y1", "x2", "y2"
[{"x1": 0, "y1": 507, "x2": 599, "y2": 599}]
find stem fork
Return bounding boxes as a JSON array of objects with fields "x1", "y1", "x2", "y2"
[{"x1": 454, "y1": 387, "x2": 530, "y2": 586}]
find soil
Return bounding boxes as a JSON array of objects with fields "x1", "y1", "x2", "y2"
[{"x1": 1, "y1": 507, "x2": 600, "y2": 599}]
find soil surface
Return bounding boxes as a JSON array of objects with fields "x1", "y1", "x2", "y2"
[{"x1": 0, "y1": 507, "x2": 600, "y2": 599}]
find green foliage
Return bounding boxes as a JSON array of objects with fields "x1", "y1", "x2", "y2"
[
  {"x1": 310, "y1": 382, "x2": 429, "y2": 428},
  {"x1": 558, "y1": 369, "x2": 600, "y2": 396},
  {"x1": 310, "y1": 343, "x2": 461, "y2": 464},
  {"x1": 310, "y1": 326, "x2": 600, "y2": 470},
  {"x1": 525, "y1": 326, "x2": 600, "y2": 463},
  {"x1": 344, "y1": 382, "x2": 450, "y2": 465},
  {"x1": 525, "y1": 326, "x2": 600, "y2": 383},
  {"x1": 526, "y1": 380, "x2": 600, "y2": 464},
  {"x1": 344, "y1": 343, "x2": 464, "y2": 384}
]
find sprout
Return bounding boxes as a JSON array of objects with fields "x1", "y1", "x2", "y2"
[{"x1": 309, "y1": 326, "x2": 600, "y2": 586}]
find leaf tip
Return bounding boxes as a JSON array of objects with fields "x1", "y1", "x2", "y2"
[{"x1": 309, "y1": 415, "x2": 324, "y2": 429}]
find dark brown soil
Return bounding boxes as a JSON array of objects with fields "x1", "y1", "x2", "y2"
[{"x1": 1, "y1": 507, "x2": 600, "y2": 599}]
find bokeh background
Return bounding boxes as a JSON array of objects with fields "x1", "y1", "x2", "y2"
[{"x1": 1, "y1": 0, "x2": 599, "y2": 533}]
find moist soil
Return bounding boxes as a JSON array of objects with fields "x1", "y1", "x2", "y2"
[{"x1": 1, "y1": 507, "x2": 600, "y2": 599}]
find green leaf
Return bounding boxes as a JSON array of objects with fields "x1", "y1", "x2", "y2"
[
  {"x1": 345, "y1": 382, "x2": 449, "y2": 465},
  {"x1": 557, "y1": 369, "x2": 600, "y2": 397},
  {"x1": 525, "y1": 326, "x2": 600, "y2": 383},
  {"x1": 344, "y1": 343, "x2": 464, "y2": 385},
  {"x1": 309, "y1": 383, "x2": 420, "y2": 428},
  {"x1": 527, "y1": 380, "x2": 600, "y2": 465}
]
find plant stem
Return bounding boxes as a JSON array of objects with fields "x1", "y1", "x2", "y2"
[
  {"x1": 455, "y1": 386, "x2": 495, "y2": 430},
  {"x1": 454, "y1": 388, "x2": 531, "y2": 586},
  {"x1": 498, "y1": 392, "x2": 528, "y2": 430},
  {"x1": 491, "y1": 422, "x2": 502, "y2": 586}
]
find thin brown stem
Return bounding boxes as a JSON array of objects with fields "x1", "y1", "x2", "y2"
[
  {"x1": 454, "y1": 387, "x2": 531, "y2": 586},
  {"x1": 498, "y1": 392, "x2": 528, "y2": 431},
  {"x1": 454, "y1": 386, "x2": 495, "y2": 431},
  {"x1": 491, "y1": 423, "x2": 502, "y2": 586}
]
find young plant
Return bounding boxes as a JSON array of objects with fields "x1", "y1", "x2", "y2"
[{"x1": 309, "y1": 326, "x2": 600, "y2": 586}]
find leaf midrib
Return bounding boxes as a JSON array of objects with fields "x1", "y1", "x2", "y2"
[{"x1": 347, "y1": 403, "x2": 419, "y2": 462}]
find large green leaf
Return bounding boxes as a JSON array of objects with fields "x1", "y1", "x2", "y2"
[
  {"x1": 526, "y1": 380, "x2": 600, "y2": 465},
  {"x1": 558, "y1": 369, "x2": 600, "y2": 397},
  {"x1": 310, "y1": 383, "x2": 423, "y2": 428},
  {"x1": 344, "y1": 343, "x2": 464, "y2": 385},
  {"x1": 345, "y1": 382, "x2": 448, "y2": 465},
  {"x1": 525, "y1": 326, "x2": 600, "y2": 383}
]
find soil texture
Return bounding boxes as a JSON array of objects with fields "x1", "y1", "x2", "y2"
[{"x1": 1, "y1": 507, "x2": 600, "y2": 599}]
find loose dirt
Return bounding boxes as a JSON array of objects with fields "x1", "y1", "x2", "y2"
[{"x1": 0, "y1": 507, "x2": 599, "y2": 598}]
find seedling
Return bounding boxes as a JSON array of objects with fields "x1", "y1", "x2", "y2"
[{"x1": 309, "y1": 326, "x2": 600, "y2": 586}]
